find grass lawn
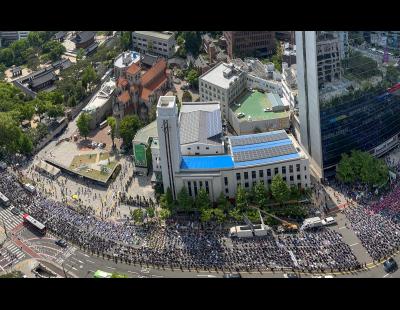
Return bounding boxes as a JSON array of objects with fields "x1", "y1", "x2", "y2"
[
  {"x1": 70, "y1": 153, "x2": 98, "y2": 169},
  {"x1": 99, "y1": 152, "x2": 110, "y2": 161},
  {"x1": 78, "y1": 160, "x2": 118, "y2": 182}
]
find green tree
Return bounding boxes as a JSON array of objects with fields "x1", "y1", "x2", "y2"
[
  {"x1": 216, "y1": 192, "x2": 229, "y2": 212},
  {"x1": 195, "y1": 188, "x2": 211, "y2": 210},
  {"x1": 159, "y1": 208, "x2": 171, "y2": 220},
  {"x1": 27, "y1": 32, "x2": 43, "y2": 48},
  {"x1": 236, "y1": 185, "x2": 248, "y2": 211},
  {"x1": 386, "y1": 65, "x2": 400, "y2": 84},
  {"x1": 0, "y1": 48, "x2": 14, "y2": 67},
  {"x1": 81, "y1": 65, "x2": 97, "y2": 90},
  {"x1": 131, "y1": 208, "x2": 144, "y2": 224},
  {"x1": 42, "y1": 40, "x2": 66, "y2": 62},
  {"x1": 182, "y1": 32, "x2": 202, "y2": 56},
  {"x1": 120, "y1": 32, "x2": 132, "y2": 51},
  {"x1": 228, "y1": 208, "x2": 242, "y2": 221},
  {"x1": 76, "y1": 48, "x2": 85, "y2": 61},
  {"x1": 0, "y1": 113, "x2": 23, "y2": 154},
  {"x1": 147, "y1": 207, "x2": 155, "y2": 219},
  {"x1": 200, "y1": 208, "x2": 213, "y2": 222},
  {"x1": 17, "y1": 103, "x2": 35, "y2": 121},
  {"x1": 177, "y1": 187, "x2": 193, "y2": 212},
  {"x1": 119, "y1": 115, "x2": 142, "y2": 148},
  {"x1": 107, "y1": 116, "x2": 117, "y2": 148},
  {"x1": 160, "y1": 187, "x2": 174, "y2": 210},
  {"x1": 182, "y1": 90, "x2": 192, "y2": 102},
  {"x1": 186, "y1": 69, "x2": 199, "y2": 88},
  {"x1": 18, "y1": 134, "x2": 33, "y2": 155},
  {"x1": 212, "y1": 208, "x2": 226, "y2": 224},
  {"x1": 271, "y1": 174, "x2": 290, "y2": 204},
  {"x1": 336, "y1": 153, "x2": 356, "y2": 183},
  {"x1": 46, "y1": 104, "x2": 64, "y2": 119},
  {"x1": 254, "y1": 182, "x2": 268, "y2": 208},
  {"x1": 76, "y1": 112, "x2": 92, "y2": 140}
]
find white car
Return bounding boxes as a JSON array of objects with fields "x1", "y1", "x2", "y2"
[{"x1": 321, "y1": 217, "x2": 337, "y2": 226}]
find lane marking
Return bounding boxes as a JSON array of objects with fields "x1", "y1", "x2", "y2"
[
  {"x1": 338, "y1": 226, "x2": 346, "y2": 230},
  {"x1": 82, "y1": 253, "x2": 90, "y2": 258},
  {"x1": 86, "y1": 259, "x2": 95, "y2": 264},
  {"x1": 349, "y1": 243, "x2": 359, "y2": 247},
  {"x1": 197, "y1": 275, "x2": 217, "y2": 278},
  {"x1": 383, "y1": 273, "x2": 390, "y2": 278},
  {"x1": 105, "y1": 266, "x2": 116, "y2": 270}
]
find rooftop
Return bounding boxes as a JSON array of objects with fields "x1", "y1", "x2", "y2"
[
  {"x1": 180, "y1": 155, "x2": 234, "y2": 170},
  {"x1": 179, "y1": 102, "x2": 223, "y2": 146},
  {"x1": 133, "y1": 121, "x2": 158, "y2": 145},
  {"x1": 72, "y1": 31, "x2": 95, "y2": 44},
  {"x1": 126, "y1": 63, "x2": 141, "y2": 76},
  {"x1": 200, "y1": 62, "x2": 244, "y2": 89},
  {"x1": 230, "y1": 90, "x2": 288, "y2": 121},
  {"x1": 83, "y1": 79, "x2": 116, "y2": 112},
  {"x1": 134, "y1": 31, "x2": 174, "y2": 41},
  {"x1": 114, "y1": 51, "x2": 141, "y2": 69},
  {"x1": 229, "y1": 130, "x2": 302, "y2": 168}
]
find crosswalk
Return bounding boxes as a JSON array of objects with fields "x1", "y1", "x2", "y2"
[
  {"x1": 55, "y1": 246, "x2": 77, "y2": 265},
  {"x1": 0, "y1": 208, "x2": 23, "y2": 231},
  {"x1": 0, "y1": 243, "x2": 26, "y2": 268}
]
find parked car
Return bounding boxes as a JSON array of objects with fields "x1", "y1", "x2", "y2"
[
  {"x1": 383, "y1": 258, "x2": 398, "y2": 273},
  {"x1": 223, "y1": 273, "x2": 241, "y2": 278},
  {"x1": 321, "y1": 217, "x2": 337, "y2": 226},
  {"x1": 11, "y1": 207, "x2": 21, "y2": 216},
  {"x1": 55, "y1": 239, "x2": 68, "y2": 248},
  {"x1": 284, "y1": 273, "x2": 300, "y2": 278}
]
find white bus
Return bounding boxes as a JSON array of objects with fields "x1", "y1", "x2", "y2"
[{"x1": 0, "y1": 191, "x2": 10, "y2": 207}]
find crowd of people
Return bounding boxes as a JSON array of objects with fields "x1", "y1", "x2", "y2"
[{"x1": 0, "y1": 168, "x2": 363, "y2": 272}]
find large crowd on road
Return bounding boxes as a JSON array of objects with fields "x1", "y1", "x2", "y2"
[{"x1": 0, "y1": 168, "x2": 362, "y2": 272}]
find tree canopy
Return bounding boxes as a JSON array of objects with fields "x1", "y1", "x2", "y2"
[
  {"x1": 271, "y1": 174, "x2": 290, "y2": 203},
  {"x1": 119, "y1": 114, "x2": 142, "y2": 148},
  {"x1": 76, "y1": 112, "x2": 92, "y2": 139}
]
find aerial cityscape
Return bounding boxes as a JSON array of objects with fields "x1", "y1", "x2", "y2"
[{"x1": 0, "y1": 31, "x2": 400, "y2": 278}]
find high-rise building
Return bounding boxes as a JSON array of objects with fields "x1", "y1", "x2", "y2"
[
  {"x1": 223, "y1": 31, "x2": 276, "y2": 59},
  {"x1": 296, "y1": 31, "x2": 400, "y2": 179},
  {"x1": 0, "y1": 31, "x2": 30, "y2": 47}
]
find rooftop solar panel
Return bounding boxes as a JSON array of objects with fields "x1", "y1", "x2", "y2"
[
  {"x1": 230, "y1": 131, "x2": 288, "y2": 147},
  {"x1": 233, "y1": 143, "x2": 297, "y2": 163}
]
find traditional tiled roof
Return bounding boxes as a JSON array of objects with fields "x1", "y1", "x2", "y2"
[
  {"x1": 117, "y1": 90, "x2": 130, "y2": 104},
  {"x1": 140, "y1": 59, "x2": 167, "y2": 87},
  {"x1": 140, "y1": 87, "x2": 153, "y2": 102},
  {"x1": 126, "y1": 63, "x2": 141, "y2": 76},
  {"x1": 117, "y1": 77, "x2": 128, "y2": 88}
]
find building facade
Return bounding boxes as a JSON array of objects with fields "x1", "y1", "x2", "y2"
[
  {"x1": 223, "y1": 31, "x2": 276, "y2": 59},
  {"x1": 296, "y1": 31, "x2": 400, "y2": 179},
  {"x1": 132, "y1": 31, "x2": 176, "y2": 58},
  {"x1": 156, "y1": 96, "x2": 310, "y2": 201}
]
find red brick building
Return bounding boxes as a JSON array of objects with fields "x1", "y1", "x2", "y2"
[
  {"x1": 223, "y1": 31, "x2": 276, "y2": 59},
  {"x1": 114, "y1": 59, "x2": 171, "y2": 121}
]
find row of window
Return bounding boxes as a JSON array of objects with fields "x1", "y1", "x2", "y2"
[
  {"x1": 234, "y1": 164, "x2": 306, "y2": 181},
  {"x1": 187, "y1": 180, "x2": 209, "y2": 197},
  {"x1": 134, "y1": 37, "x2": 168, "y2": 47},
  {"x1": 238, "y1": 180, "x2": 305, "y2": 189}
]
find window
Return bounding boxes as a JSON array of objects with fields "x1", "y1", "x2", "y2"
[
  {"x1": 225, "y1": 188, "x2": 229, "y2": 194},
  {"x1": 187, "y1": 147, "x2": 191, "y2": 150},
  {"x1": 236, "y1": 173, "x2": 241, "y2": 181},
  {"x1": 224, "y1": 177, "x2": 228, "y2": 186},
  {"x1": 289, "y1": 165, "x2": 293, "y2": 173},
  {"x1": 305, "y1": 175, "x2": 307, "y2": 179},
  {"x1": 244, "y1": 172, "x2": 249, "y2": 180},
  {"x1": 252, "y1": 171, "x2": 256, "y2": 179},
  {"x1": 194, "y1": 181, "x2": 198, "y2": 196},
  {"x1": 267, "y1": 169, "x2": 271, "y2": 177},
  {"x1": 259, "y1": 170, "x2": 264, "y2": 178},
  {"x1": 199, "y1": 181, "x2": 203, "y2": 188},
  {"x1": 245, "y1": 182, "x2": 249, "y2": 188},
  {"x1": 197, "y1": 146, "x2": 200, "y2": 150},
  {"x1": 267, "y1": 179, "x2": 272, "y2": 184},
  {"x1": 290, "y1": 175, "x2": 294, "y2": 181},
  {"x1": 205, "y1": 181, "x2": 209, "y2": 194},
  {"x1": 296, "y1": 164, "x2": 300, "y2": 172},
  {"x1": 206, "y1": 147, "x2": 209, "y2": 150},
  {"x1": 188, "y1": 181, "x2": 192, "y2": 196},
  {"x1": 304, "y1": 166, "x2": 307, "y2": 171},
  {"x1": 297, "y1": 174, "x2": 301, "y2": 180},
  {"x1": 274, "y1": 167, "x2": 279, "y2": 175},
  {"x1": 282, "y1": 166, "x2": 286, "y2": 174}
]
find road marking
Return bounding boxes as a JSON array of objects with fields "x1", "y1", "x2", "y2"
[
  {"x1": 197, "y1": 275, "x2": 217, "y2": 278},
  {"x1": 127, "y1": 271, "x2": 139, "y2": 274},
  {"x1": 338, "y1": 226, "x2": 346, "y2": 230},
  {"x1": 349, "y1": 243, "x2": 359, "y2": 247},
  {"x1": 105, "y1": 266, "x2": 116, "y2": 270},
  {"x1": 151, "y1": 275, "x2": 164, "y2": 278},
  {"x1": 70, "y1": 257, "x2": 84, "y2": 264},
  {"x1": 86, "y1": 259, "x2": 95, "y2": 264},
  {"x1": 71, "y1": 267, "x2": 78, "y2": 271},
  {"x1": 383, "y1": 273, "x2": 390, "y2": 278},
  {"x1": 82, "y1": 253, "x2": 90, "y2": 258}
]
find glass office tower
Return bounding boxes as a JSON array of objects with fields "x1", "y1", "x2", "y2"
[{"x1": 296, "y1": 31, "x2": 400, "y2": 179}]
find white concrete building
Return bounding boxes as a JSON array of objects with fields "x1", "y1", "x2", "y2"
[
  {"x1": 281, "y1": 62, "x2": 298, "y2": 110},
  {"x1": 82, "y1": 79, "x2": 116, "y2": 129},
  {"x1": 199, "y1": 62, "x2": 247, "y2": 120},
  {"x1": 113, "y1": 51, "x2": 141, "y2": 79},
  {"x1": 156, "y1": 96, "x2": 310, "y2": 201},
  {"x1": 132, "y1": 31, "x2": 176, "y2": 59}
]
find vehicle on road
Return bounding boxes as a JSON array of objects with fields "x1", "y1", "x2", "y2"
[
  {"x1": 301, "y1": 217, "x2": 323, "y2": 230},
  {"x1": 284, "y1": 273, "x2": 300, "y2": 278},
  {"x1": 0, "y1": 191, "x2": 10, "y2": 207},
  {"x1": 93, "y1": 270, "x2": 112, "y2": 278},
  {"x1": 321, "y1": 217, "x2": 337, "y2": 226},
  {"x1": 383, "y1": 258, "x2": 398, "y2": 273},
  {"x1": 223, "y1": 273, "x2": 241, "y2": 278},
  {"x1": 55, "y1": 239, "x2": 68, "y2": 248},
  {"x1": 10, "y1": 207, "x2": 21, "y2": 216},
  {"x1": 23, "y1": 214, "x2": 46, "y2": 235}
]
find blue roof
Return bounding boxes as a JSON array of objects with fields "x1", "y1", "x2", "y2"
[
  {"x1": 180, "y1": 155, "x2": 234, "y2": 170},
  {"x1": 231, "y1": 138, "x2": 292, "y2": 153},
  {"x1": 234, "y1": 153, "x2": 301, "y2": 168}
]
